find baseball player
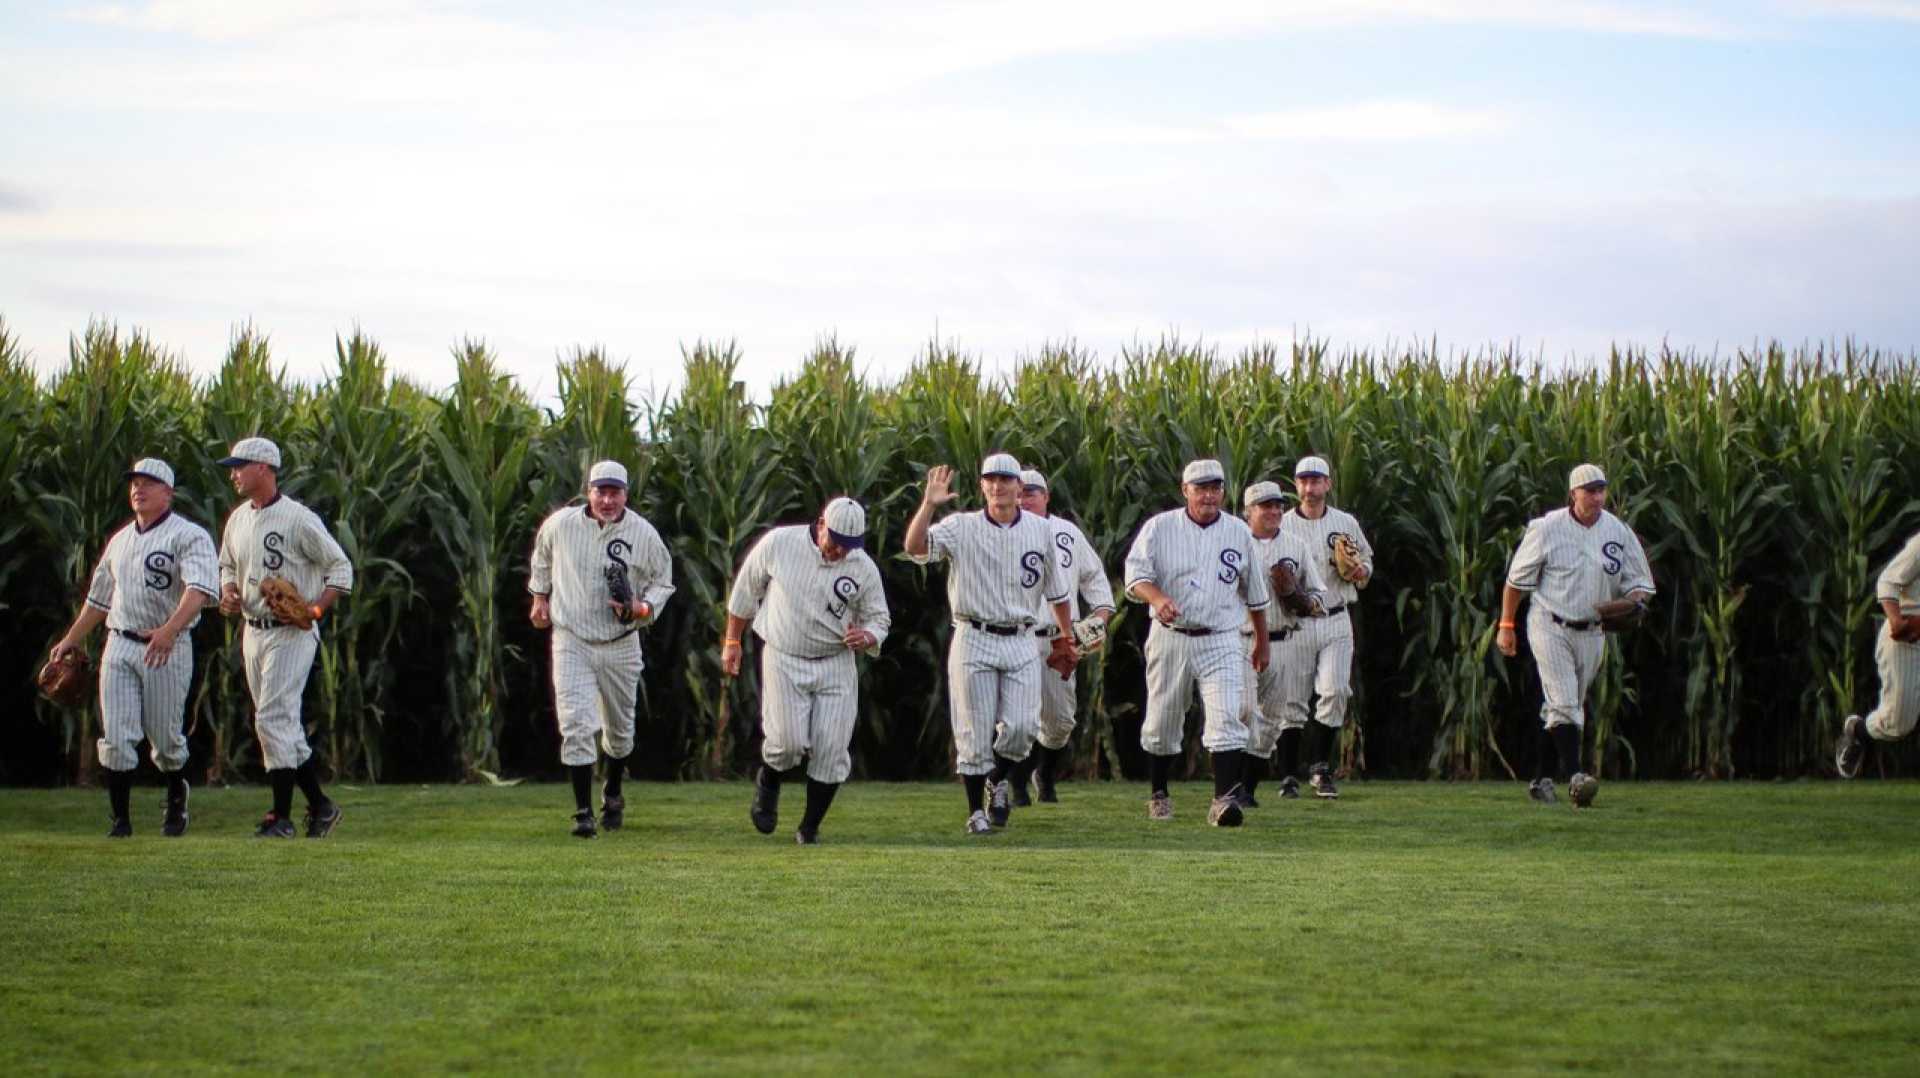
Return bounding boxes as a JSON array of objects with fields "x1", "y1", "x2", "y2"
[
  {"x1": 1122, "y1": 459, "x2": 1273, "y2": 826},
  {"x1": 905, "y1": 453, "x2": 1077, "y2": 836},
  {"x1": 1497, "y1": 464, "x2": 1654, "y2": 803},
  {"x1": 1236, "y1": 480, "x2": 1328, "y2": 807},
  {"x1": 1836, "y1": 528, "x2": 1920, "y2": 778},
  {"x1": 48, "y1": 458, "x2": 217, "y2": 837},
  {"x1": 1276, "y1": 455, "x2": 1375, "y2": 800},
  {"x1": 215, "y1": 437, "x2": 354, "y2": 838},
  {"x1": 1009, "y1": 469, "x2": 1114, "y2": 805},
  {"x1": 529, "y1": 460, "x2": 674, "y2": 839},
  {"x1": 723, "y1": 497, "x2": 890, "y2": 845}
]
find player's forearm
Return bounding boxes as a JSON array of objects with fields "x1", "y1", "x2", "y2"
[
  {"x1": 315, "y1": 586, "x2": 346, "y2": 617},
  {"x1": 156, "y1": 589, "x2": 212, "y2": 634},
  {"x1": 723, "y1": 613, "x2": 749, "y2": 644},
  {"x1": 1500, "y1": 584, "x2": 1524, "y2": 623},
  {"x1": 1249, "y1": 608, "x2": 1268, "y2": 637},
  {"x1": 904, "y1": 502, "x2": 935, "y2": 557},
  {"x1": 59, "y1": 605, "x2": 109, "y2": 646},
  {"x1": 1127, "y1": 580, "x2": 1167, "y2": 606},
  {"x1": 1051, "y1": 601, "x2": 1073, "y2": 636}
]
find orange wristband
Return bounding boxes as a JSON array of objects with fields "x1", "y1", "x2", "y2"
[
  {"x1": 1497, "y1": 620, "x2": 1516, "y2": 630},
  {"x1": 724, "y1": 638, "x2": 741, "y2": 647},
  {"x1": 311, "y1": 605, "x2": 325, "y2": 623}
]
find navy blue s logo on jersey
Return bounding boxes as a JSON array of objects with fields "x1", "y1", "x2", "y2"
[
  {"x1": 1218, "y1": 548, "x2": 1243, "y2": 584},
  {"x1": 1020, "y1": 551, "x2": 1045, "y2": 589},
  {"x1": 1053, "y1": 531, "x2": 1074, "y2": 569},
  {"x1": 1601, "y1": 540, "x2": 1624, "y2": 575},
  {"x1": 262, "y1": 531, "x2": 286, "y2": 571},
  {"x1": 827, "y1": 575, "x2": 859, "y2": 619},
  {"x1": 607, "y1": 538, "x2": 632, "y2": 574},
  {"x1": 144, "y1": 551, "x2": 174, "y2": 590}
]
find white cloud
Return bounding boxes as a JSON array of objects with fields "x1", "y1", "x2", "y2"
[{"x1": 1224, "y1": 101, "x2": 1505, "y2": 142}]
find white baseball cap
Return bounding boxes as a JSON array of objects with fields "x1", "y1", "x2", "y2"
[
  {"x1": 1293, "y1": 456, "x2": 1331, "y2": 478},
  {"x1": 823, "y1": 496, "x2": 866, "y2": 549},
  {"x1": 1182, "y1": 459, "x2": 1225, "y2": 485},
  {"x1": 216, "y1": 436, "x2": 281, "y2": 469},
  {"x1": 981, "y1": 452, "x2": 1022, "y2": 478},
  {"x1": 125, "y1": 457, "x2": 175, "y2": 488},
  {"x1": 1569, "y1": 463, "x2": 1608, "y2": 490},
  {"x1": 588, "y1": 461, "x2": 629, "y2": 488},
  {"x1": 1243, "y1": 480, "x2": 1285, "y2": 507},
  {"x1": 1019, "y1": 469, "x2": 1048, "y2": 491}
]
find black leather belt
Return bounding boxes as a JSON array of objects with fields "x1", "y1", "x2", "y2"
[
  {"x1": 1550, "y1": 612, "x2": 1597, "y2": 631},
  {"x1": 1269, "y1": 628, "x2": 1295, "y2": 641},
  {"x1": 1171, "y1": 626, "x2": 1214, "y2": 637},
  {"x1": 965, "y1": 620, "x2": 1025, "y2": 636},
  {"x1": 113, "y1": 628, "x2": 153, "y2": 643},
  {"x1": 1323, "y1": 604, "x2": 1347, "y2": 616},
  {"x1": 1034, "y1": 627, "x2": 1059, "y2": 639},
  {"x1": 246, "y1": 617, "x2": 285, "y2": 630}
]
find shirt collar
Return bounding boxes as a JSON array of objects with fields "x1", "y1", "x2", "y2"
[{"x1": 135, "y1": 510, "x2": 173, "y2": 535}]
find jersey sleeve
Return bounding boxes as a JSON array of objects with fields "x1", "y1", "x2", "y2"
[
  {"x1": 632, "y1": 521, "x2": 675, "y2": 615},
  {"x1": 1505, "y1": 519, "x2": 1547, "y2": 591},
  {"x1": 725, "y1": 531, "x2": 775, "y2": 620},
  {"x1": 179, "y1": 525, "x2": 220, "y2": 599},
  {"x1": 1122, "y1": 518, "x2": 1159, "y2": 600},
  {"x1": 1075, "y1": 527, "x2": 1115, "y2": 612},
  {"x1": 854, "y1": 556, "x2": 891, "y2": 653},
  {"x1": 84, "y1": 535, "x2": 117, "y2": 613},
  {"x1": 913, "y1": 514, "x2": 960, "y2": 565},
  {"x1": 301, "y1": 509, "x2": 355, "y2": 593},
  {"x1": 1876, "y1": 531, "x2": 1920, "y2": 604},
  {"x1": 528, "y1": 514, "x2": 555, "y2": 596},
  {"x1": 1239, "y1": 530, "x2": 1271, "y2": 612},
  {"x1": 1349, "y1": 518, "x2": 1376, "y2": 586},
  {"x1": 217, "y1": 513, "x2": 239, "y2": 591},
  {"x1": 1616, "y1": 526, "x2": 1656, "y2": 598},
  {"x1": 1041, "y1": 524, "x2": 1070, "y2": 606}
]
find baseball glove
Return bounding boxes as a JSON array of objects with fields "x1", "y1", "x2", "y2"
[
  {"x1": 1332, "y1": 534, "x2": 1365, "y2": 584},
  {"x1": 1269, "y1": 561, "x2": 1316, "y2": 618},
  {"x1": 1568, "y1": 772, "x2": 1599, "y2": 808},
  {"x1": 1594, "y1": 598, "x2": 1646, "y2": 633},
  {"x1": 1045, "y1": 636, "x2": 1079, "y2": 681},
  {"x1": 1070, "y1": 614, "x2": 1108, "y2": 653},
  {"x1": 1891, "y1": 616, "x2": 1920, "y2": 643},
  {"x1": 36, "y1": 651, "x2": 92, "y2": 708},
  {"x1": 605, "y1": 564, "x2": 633, "y2": 622},
  {"x1": 258, "y1": 576, "x2": 314, "y2": 630}
]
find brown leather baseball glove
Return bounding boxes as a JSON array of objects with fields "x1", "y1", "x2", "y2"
[
  {"x1": 259, "y1": 576, "x2": 315, "y2": 630},
  {"x1": 36, "y1": 651, "x2": 92, "y2": 708},
  {"x1": 1269, "y1": 560, "x2": 1315, "y2": 618},
  {"x1": 1332, "y1": 534, "x2": 1365, "y2": 584},
  {"x1": 1594, "y1": 597, "x2": 1646, "y2": 633},
  {"x1": 1891, "y1": 615, "x2": 1920, "y2": 643}
]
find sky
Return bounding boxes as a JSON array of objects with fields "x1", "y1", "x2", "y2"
[{"x1": 3, "y1": 0, "x2": 1918, "y2": 400}]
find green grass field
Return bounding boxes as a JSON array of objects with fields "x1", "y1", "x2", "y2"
[{"x1": 2, "y1": 780, "x2": 1917, "y2": 1075}]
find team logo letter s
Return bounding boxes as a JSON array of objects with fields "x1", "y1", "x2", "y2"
[
  {"x1": 1600, "y1": 540, "x2": 1624, "y2": 576},
  {"x1": 827, "y1": 575, "x2": 859, "y2": 619},
  {"x1": 606, "y1": 538, "x2": 632, "y2": 573},
  {"x1": 262, "y1": 531, "x2": 286, "y2": 571},
  {"x1": 1020, "y1": 551, "x2": 1045, "y2": 589},
  {"x1": 1054, "y1": 531, "x2": 1075, "y2": 569},
  {"x1": 1217, "y1": 548, "x2": 1242, "y2": 584},
  {"x1": 144, "y1": 551, "x2": 174, "y2": 590}
]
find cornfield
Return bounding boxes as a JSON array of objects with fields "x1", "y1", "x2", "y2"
[{"x1": 4, "y1": 315, "x2": 1917, "y2": 786}]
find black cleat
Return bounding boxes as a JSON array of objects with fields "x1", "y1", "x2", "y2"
[
  {"x1": 304, "y1": 800, "x2": 342, "y2": 838},
  {"x1": 988, "y1": 780, "x2": 1012, "y2": 828},
  {"x1": 162, "y1": 781, "x2": 189, "y2": 837},
  {"x1": 600, "y1": 794, "x2": 625, "y2": 832},
  {"x1": 1036, "y1": 778, "x2": 1059, "y2": 804},
  {"x1": 1234, "y1": 786, "x2": 1259, "y2": 809},
  {"x1": 1528, "y1": 778, "x2": 1557, "y2": 805},
  {"x1": 108, "y1": 816, "x2": 132, "y2": 839},
  {"x1": 254, "y1": 813, "x2": 295, "y2": 839},
  {"x1": 795, "y1": 828, "x2": 820, "y2": 846},
  {"x1": 1279, "y1": 776, "x2": 1301, "y2": 800},
  {"x1": 1208, "y1": 787, "x2": 1246, "y2": 827},
  {"x1": 750, "y1": 768, "x2": 780, "y2": 835},
  {"x1": 1309, "y1": 766, "x2": 1340, "y2": 800},
  {"x1": 571, "y1": 810, "x2": 597, "y2": 839}
]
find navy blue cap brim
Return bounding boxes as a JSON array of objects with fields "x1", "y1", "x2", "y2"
[{"x1": 827, "y1": 529, "x2": 864, "y2": 549}]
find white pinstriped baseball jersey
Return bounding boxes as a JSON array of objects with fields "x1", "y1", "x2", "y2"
[
  {"x1": 914, "y1": 509, "x2": 1069, "y2": 626},
  {"x1": 530, "y1": 505, "x2": 674, "y2": 641},
  {"x1": 1875, "y1": 530, "x2": 1920, "y2": 616},
  {"x1": 218, "y1": 495, "x2": 354, "y2": 617},
  {"x1": 1123, "y1": 509, "x2": 1272, "y2": 631},
  {"x1": 1045, "y1": 516, "x2": 1114, "y2": 620},
  {"x1": 1280, "y1": 505, "x2": 1372, "y2": 607},
  {"x1": 86, "y1": 511, "x2": 219, "y2": 629},
  {"x1": 727, "y1": 524, "x2": 891, "y2": 658},
  {"x1": 1505, "y1": 507, "x2": 1655, "y2": 620},
  {"x1": 1248, "y1": 529, "x2": 1327, "y2": 632}
]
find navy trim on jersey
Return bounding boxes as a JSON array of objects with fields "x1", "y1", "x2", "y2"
[
  {"x1": 134, "y1": 509, "x2": 174, "y2": 535},
  {"x1": 1184, "y1": 509, "x2": 1221, "y2": 528},
  {"x1": 984, "y1": 508, "x2": 1023, "y2": 529}
]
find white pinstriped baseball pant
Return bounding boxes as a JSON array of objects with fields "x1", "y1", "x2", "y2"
[
  {"x1": 1527, "y1": 605, "x2": 1605, "y2": 730},
  {"x1": 760, "y1": 644, "x2": 859, "y2": 784},
  {"x1": 551, "y1": 627, "x2": 642, "y2": 767},
  {"x1": 1275, "y1": 610, "x2": 1354, "y2": 731},
  {"x1": 1034, "y1": 632, "x2": 1078, "y2": 751},
  {"x1": 96, "y1": 631, "x2": 193, "y2": 772},
  {"x1": 243, "y1": 623, "x2": 317, "y2": 770},
  {"x1": 1865, "y1": 626, "x2": 1920, "y2": 741},
  {"x1": 950, "y1": 623, "x2": 1041, "y2": 776},
  {"x1": 1141, "y1": 624, "x2": 1250, "y2": 755},
  {"x1": 1241, "y1": 630, "x2": 1290, "y2": 759}
]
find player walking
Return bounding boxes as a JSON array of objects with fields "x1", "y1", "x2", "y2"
[
  {"x1": 48, "y1": 458, "x2": 217, "y2": 837},
  {"x1": 1236, "y1": 480, "x2": 1327, "y2": 807},
  {"x1": 906, "y1": 454, "x2": 1077, "y2": 836},
  {"x1": 1123, "y1": 459, "x2": 1273, "y2": 826},
  {"x1": 723, "y1": 497, "x2": 890, "y2": 845},
  {"x1": 1276, "y1": 456, "x2": 1374, "y2": 799},
  {"x1": 1836, "y1": 527, "x2": 1920, "y2": 778},
  {"x1": 215, "y1": 437, "x2": 353, "y2": 838},
  {"x1": 1497, "y1": 464, "x2": 1654, "y2": 803},
  {"x1": 529, "y1": 461, "x2": 674, "y2": 838},
  {"x1": 1009, "y1": 469, "x2": 1114, "y2": 805}
]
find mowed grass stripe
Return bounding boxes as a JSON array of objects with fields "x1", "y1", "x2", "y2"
[{"x1": 2, "y1": 783, "x2": 1916, "y2": 1075}]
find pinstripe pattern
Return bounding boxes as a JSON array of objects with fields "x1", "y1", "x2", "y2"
[
  {"x1": 915, "y1": 509, "x2": 1066, "y2": 774},
  {"x1": 1034, "y1": 515, "x2": 1115, "y2": 750},
  {"x1": 551, "y1": 629, "x2": 643, "y2": 766},
  {"x1": 1126, "y1": 508, "x2": 1270, "y2": 756},
  {"x1": 1506, "y1": 506, "x2": 1654, "y2": 730},
  {"x1": 1240, "y1": 529, "x2": 1326, "y2": 755},
  {"x1": 529, "y1": 505, "x2": 675, "y2": 641},
  {"x1": 1865, "y1": 532, "x2": 1920, "y2": 740},
  {"x1": 219, "y1": 494, "x2": 351, "y2": 771},
  {"x1": 728, "y1": 523, "x2": 891, "y2": 782},
  {"x1": 1873, "y1": 529, "x2": 1920, "y2": 615},
  {"x1": 85, "y1": 512, "x2": 218, "y2": 772},
  {"x1": 1275, "y1": 612, "x2": 1356, "y2": 731},
  {"x1": 1280, "y1": 505, "x2": 1373, "y2": 607}
]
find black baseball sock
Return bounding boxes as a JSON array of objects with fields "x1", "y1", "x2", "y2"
[
  {"x1": 269, "y1": 769, "x2": 296, "y2": 818},
  {"x1": 604, "y1": 754, "x2": 628, "y2": 800},
  {"x1": 1036, "y1": 745, "x2": 1060, "y2": 788},
  {"x1": 1211, "y1": 750, "x2": 1245, "y2": 797},
  {"x1": 964, "y1": 774, "x2": 987, "y2": 813},
  {"x1": 987, "y1": 753, "x2": 1017, "y2": 785},
  {"x1": 1551, "y1": 724, "x2": 1582, "y2": 783},
  {"x1": 1149, "y1": 753, "x2": 1174, "y2": 797},
  {"x1": 1279, "y1": 728, "x2": 1302, "y2": 779},
  {"x1": 1244, "y1": 755, "x2": 1267, "y2": 799},
  {"x1": 165, "y1": 769, "x2": 188, "y2": 802},
  {"x1": 799, "y1": 780, "x2": 838, "y2": 834},
  {"x1": 570, "y1": 764, "x2": 593, "y2": 812},
  {"x1": 294, "y1": 759, "x2": 328, "y2": 808},
  {"x1": 1535, "y1": 726, "x2": 1557, "y2": 782},
  {"x1": 1308, "y1": 721, "x2": 1334, "y2": 771},
  {"x1": 1011, "y1": 754, "x2": 1037, "y2": 790},
  {"x1": 107, "y1": 769, "x2": 133, "y2": 820}
]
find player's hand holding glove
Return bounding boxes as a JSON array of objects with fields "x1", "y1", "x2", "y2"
[
  {"x1": 605, "y1": 564, "x2": 634, "y2": 623},
  {"x1": 1070, "y1": 613, "x2": 1108, "y2": 653},
  {"x1": 1594, "y1": 597, "x2": 1647, "y2": 633},
  {"x1": 1269, "y1": 561, "x2": 1317, "y2": 618},
  {"x1": 1890, "y1": 613, "x2": 1920, "y2": 643},
  {"x1": 1045, "y1": 635, "x2": 1079, "y2": 681},
  {"x1": 1332, "y1": 535, "x2": 1366, "y2": 584},
  {"x1": 36, "y1": 650, "x2": 92, "y2": 708},
  {"x1": 258, "y1": 576, "x2": 316, "y2": 630}
]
